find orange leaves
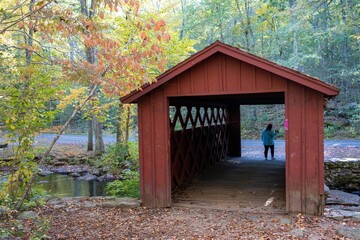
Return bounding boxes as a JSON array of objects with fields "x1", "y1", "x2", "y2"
[
  {"x1": 18, "y1": 22, "x2": 24, "y2": 29},
  {"x1": 158, "y1": 58, "x2": 167, "y2": 72},
  {"x1": 99, "y1": 11, "x2": 105, "y2": 19},
  {"x1": 150, "y1": 44, "x2": 159, "y2": 52},
  {"x1": 154, "y1": 20, "x2": 166, "y2": 31},
  {"x1": 28, "y1": 0, "x2": 171, "y2": 97},
  {"x1": 163, "y1": 33, "x2": 171, "y2": 41},
  {"x1": 83, "y1": 36, "x2": 92, "y2": 47},
  {"x1": 107, "y1": 2, "x2": 114, "y2": 11},
  {"x1": 123, "y1": 0, "x2": 140, "y2": 15}
]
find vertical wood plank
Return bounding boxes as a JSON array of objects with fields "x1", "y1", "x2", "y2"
[
  {"x1": 138, "y1": 95, "x2": 155, "y2": 206},
  {"x1": 228, "y1": 105, "x2": 240, "y2": 157},
  {"x1": 221, "y1": 54, "x2": 226, "y2": 92},
  {"x1": 305, "y1": 88, "x2": 323, "y2": 214},
  {"x1": 207, "y1": 54, "x2": 221, "y2": 92},
  {"x1": 225, "y1": 56, "x2": 240, "y2": 92},
  {"x1": 318, "y1": 92, "x2": 325, "y2": 215},
  {"x1": 272, "y1": 74, "x2": 287, "y2": 90},
  {"x1": 178, "y1": 71, "x2": 192, "y2": 94},
  {"x1": 286, "y1": 82, "x2": 303, "y2": 213},
  {"x1": 152, "y1": 89, "x2": 171, "y2": 207},
  {"x1": 255, "y1": 67, "x2": 271, "y2": 90},
  {"x1": 286, "y1": 82, "x2": 324, "y2": 215},
  {"x1": 137, "y1": 102, "x2": 145, "y2": 201},
  {"x1": 192, "y1": 62, "x2": 206, "y2": 94},
  {"x1": 165, "y1": 77, "x2": 179, "y2": 96},
  {"x1": 240, "y1": 61, "x2": 255, "y2": 91}
]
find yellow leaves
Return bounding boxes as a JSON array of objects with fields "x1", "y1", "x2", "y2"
[
  {"x1": 256, "y1": 4, "x2": 270, "y2": 15},
  {"x1": 57, "y1": 87, "x2": 88, "y2": 110}
]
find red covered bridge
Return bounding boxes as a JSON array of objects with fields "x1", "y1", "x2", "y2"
[{"x1": 121, "y1": 41, "x2": 339, "y2": 215}]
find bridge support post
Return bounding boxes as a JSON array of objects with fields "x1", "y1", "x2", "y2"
[{"x1": 228, "y1": 105, "x2": 241, "y2": 157}]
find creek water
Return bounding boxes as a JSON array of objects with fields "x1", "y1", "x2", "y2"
[
  {"x1": 1, "y1": 173, "x2": 109, "y2": 197},
  {"x1": 35, "y1": 174, "x2": 109, "y2": 197}
]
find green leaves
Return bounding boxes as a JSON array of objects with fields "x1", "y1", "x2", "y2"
[
  {"x1": 0, "y1": 65, "x2": 62, "y2": 206},
  {"x1": 106, "y1": 171, "x2": 140, "y2": 198}
]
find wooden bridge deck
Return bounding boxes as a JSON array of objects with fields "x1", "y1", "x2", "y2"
[{"x1": 172, "y1": 157, "x2": 286, "y2": 213}]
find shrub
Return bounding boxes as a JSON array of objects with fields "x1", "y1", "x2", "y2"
[
  {"x1": 106, "y1": 171, "x2": 140, "y2": 198},
  {"x1": 99, "y1": 142, "x2": 139, "y2": 173}
]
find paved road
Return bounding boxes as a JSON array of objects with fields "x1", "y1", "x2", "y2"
[
  {"x1": 35, "y1": 134, "x2": 118, "y2": 145},
  {"x1": 242, "y1": 139, "x2": 360, "y2": 147},
  {"x1": 33, "y1": 134, "x2": 360, "y2": 148}
]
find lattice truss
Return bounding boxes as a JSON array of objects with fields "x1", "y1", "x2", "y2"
[{"x1": 170, "y1": 105, "x2": 230, "y2": 187}]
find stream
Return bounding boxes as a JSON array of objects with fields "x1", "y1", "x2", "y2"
[
  {"x1": 1, "y1": 173, "x2": 110, "y2": 197},
  {"x1": 35, "y1": 174, "x2": 109, "y2": 197}
]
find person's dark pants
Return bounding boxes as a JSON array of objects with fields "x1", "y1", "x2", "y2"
[{"x1": 264, "y1": 145, "x2": 274, "y2": 158}]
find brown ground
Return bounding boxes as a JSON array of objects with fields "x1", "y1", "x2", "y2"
[
  {"x1": 1, "y1": 143, "x2": 360, "y2": 239},
  {"x1": 21, "y1": 204, "x2": 359, "y2": 239}
]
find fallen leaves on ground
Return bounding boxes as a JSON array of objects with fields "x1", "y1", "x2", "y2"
[{"x1": 20, "y1": 203, "x2": 360, "y2": 239}]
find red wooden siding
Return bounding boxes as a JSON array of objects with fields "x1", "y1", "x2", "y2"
[
  {"x1": 286, "y1": 82, "x2": 325, "y2": 215},
  {"x1": 138, "y1": 90, "x2": 171, "y2": 207},
  {"x1": 228, "y1": 105, "x2": 241, "y2": 157},
  {"x1": 164, "y1": 53, "x2": 287, "y2": 96},
  {"x1": 121, "y1": 41, "x2": 338, "y2": 104},
  {"x1": 123, "y1": 42, "x2": 338, "y2": 215}
]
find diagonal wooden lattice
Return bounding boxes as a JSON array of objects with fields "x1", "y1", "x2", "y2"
[{"x1": 170, "y1": 105, "x2": 229, "y2": 187}]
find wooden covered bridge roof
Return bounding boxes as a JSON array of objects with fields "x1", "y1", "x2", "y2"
[{"x1": 121, "y1": 41, "x2": 339, "y2": 103}]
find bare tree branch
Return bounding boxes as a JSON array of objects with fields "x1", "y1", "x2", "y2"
[{"x1": 44, "y1": 83, "x2": 99, "y2": 157}]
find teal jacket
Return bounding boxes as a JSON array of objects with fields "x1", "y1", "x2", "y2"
[{"x1": 261, "y1": 129, "x2": 276, "y2": 146}]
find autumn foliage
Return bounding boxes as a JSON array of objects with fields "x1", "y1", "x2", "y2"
[
  {"x1": 0, "y1": 0, "x2": 175, "y2": 210},
  {"x1": 1, "y1": 0, "x2": 171, "y2": 96}
]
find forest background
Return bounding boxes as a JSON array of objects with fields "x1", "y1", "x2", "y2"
[
  {"x1": 0, "y1": 0, "x2": 359, "y2": 219},
  {"x1": 50, "y1": 0, "x2": 360, "y2": 141},
  {"x1": 1, "y1": 0, "x2": 359, "y2": 150}
]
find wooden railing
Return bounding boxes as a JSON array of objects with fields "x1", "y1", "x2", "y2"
[{"x1": 170, "y1": 105, "x2": 229, "y2": 187}]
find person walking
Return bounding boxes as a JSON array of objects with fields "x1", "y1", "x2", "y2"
[{"x1": 261, "y1": 123, "x2": 277, "y2": 160}]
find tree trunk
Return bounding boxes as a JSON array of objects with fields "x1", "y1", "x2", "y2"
[
  {"x1": 24, "y1": 0, "x2": 35, "y2": 65},
  {"x1": 87, "y1": 118, "x2": 93, "y2": 151},
  {"x1": 116, "y1": 102, "x2": 123, "y2": 143},
  {"x1": 94, "y1": 116, "x2": 104, "y2": 155},
  {"x1": 179, "y1": 0, "x2": 186, "y2": 40},
  {"x1": 82, "y1": 0, "x2": 104, "y2": 152},
  {"x1": 234, "y1": 0, "x2": 255, "y2": 50},
  {"x1": 124, "y1": 106, "x2": 131, "y2": 143},
  {"x1": 45, "y1": 84, "x2": 99, "y2": 157},
  {"x1": 116, "y1": 122, "x2": 121, "y2": 143},
  {"x1": 15, "y1": 0, "x2": 36, "y2": 209}
]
